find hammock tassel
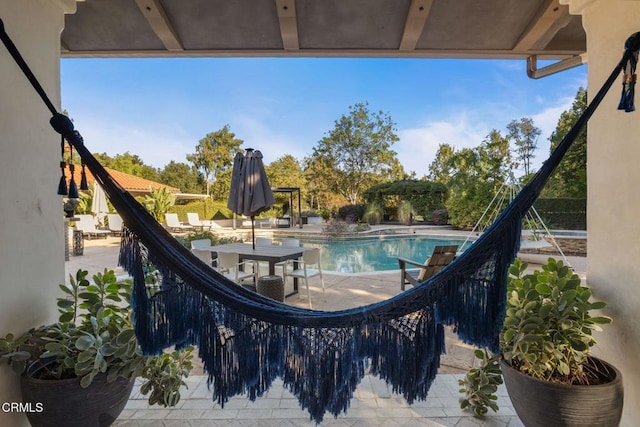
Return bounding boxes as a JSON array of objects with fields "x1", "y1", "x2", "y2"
[
  {"x1": 57, "y1": 166, "x2": 68, "y2": 196},
  {"x1": 57, "y1": 135, "x2": 68, "y2": 195},
  {"x1": 67, "y1": 163, "x2": 79, "y2": 199},
  {"x1": 618, "y1": 32, "x2": 640, "y2": 112},
  {"x1": 80, "y1": 163, "x2": 89, "y2": 191}
]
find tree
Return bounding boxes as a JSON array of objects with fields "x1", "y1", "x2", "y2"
[
  {"x1": 436, "y1": 130, "x2": 512, "y2": 228},
  {"x1": 507, "y1": 117, "x2": 541, "y2": 175},
  {"x1": 303, "y1": 155, "x2": 344, "y2": 214},
  {"x1": 309, "y1": 102, "x2": 401, "y2": 205},
  {"x1": 543, "y1": 88, "x2": 587, "y2": 198},
  {"x1": 187, "y1": 125, "x2": 243, "y2": 196},
  {"x1": 264, "y1": 155, "x2": 308, "y2": 215},
  {"x1": 158, "y1": 161, "x2": 205, "y2": 194},
  {"x1": 93, "y1": 152, "x2": 159, "y2": 181},
  {"x1": 265, "y1": 155, "x2": 306, "y2": 190},
  {"x1": 143, "y1": 187, "x2": 176, "y2": 222},
  {"x1": 428, "y1": 143, "x2": 456, "y2": 185},
  {"x1": 477, "y1": 129, "x2": 513, "y2": 186}
]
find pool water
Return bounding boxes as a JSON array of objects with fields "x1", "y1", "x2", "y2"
[{"x1": 277, "y1": 235, "x2": 467, "y2": 273}]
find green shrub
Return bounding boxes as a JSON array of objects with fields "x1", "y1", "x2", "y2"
[
  {"x1": 170, "y1": 199, "x2": 233, "y2": 222},
  {"x1": 174, "y1": 231, "x2": 241, "y2": 248},
  {"x1": 430, "y1": 209, "x2": 449, "y2": 225},
  {"x1": 397, "y1": 200, "x2": 416, "y2": 225},
  {"x1": 458, "y1": 350, "x2": 502, "y2": 416},
  {"x1": 337, "y1": 204, "x2": 366, "y2": 222},
  {"x1": 364, "y1": 201, "x2": 384, "y2": 225}
]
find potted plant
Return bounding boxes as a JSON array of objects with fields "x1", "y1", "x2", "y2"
[
  {"x1": 63, "y1": 198, "x2": 80, "y2": 218},
  {"x1": 303, "y1": 210, "x2": 323, "y2": 225},
  {"x1": 0, "y1": 269, "x2": 194, "y2": 427},
  {"x1": 459, "y1": 258, "x2": 623, "y2": 426}
]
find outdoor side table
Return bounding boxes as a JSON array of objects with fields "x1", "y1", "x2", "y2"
[
  {"x1": 73, "y1": 229, "x2": 84, "y2": 256},
  {"x1": 257, "y1": 275, "x2": 284, "y2": 302}
]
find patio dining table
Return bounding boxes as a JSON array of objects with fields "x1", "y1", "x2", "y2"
[{"x1": 205, "y1": 242, "x2": 307, "y2": 294}]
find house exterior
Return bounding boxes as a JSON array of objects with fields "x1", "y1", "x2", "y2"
[{"x1": 1, "y1": 1, "x2": 638, "y2": 425}]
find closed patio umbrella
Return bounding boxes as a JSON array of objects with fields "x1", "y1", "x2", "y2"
[
  {"x1": 91, "y1": 181, "x2": 109, "y2": 226},
  {"x1": 227, "y1": 148, "x2": 275, "y2": 249}
]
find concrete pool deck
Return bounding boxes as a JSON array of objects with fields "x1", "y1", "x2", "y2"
[{"x1": 65, "y1": 225, "x2": 586, "y2": 426}]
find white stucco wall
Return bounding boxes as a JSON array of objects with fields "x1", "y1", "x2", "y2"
[
  {"x1": 0, "y1": 1, "x2": 71, "y2": 425},
  {"x1": 563, "y1": 0, "x2": 640, "y2": 424}
]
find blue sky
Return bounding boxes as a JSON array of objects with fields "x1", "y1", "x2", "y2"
[{"x1": 60, "y1": 57, "x2": 586, "y2": 178}]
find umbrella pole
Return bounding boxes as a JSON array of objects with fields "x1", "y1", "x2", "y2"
[{"x1": 251, "y1": 215, "x2": 255, "y2": 250}]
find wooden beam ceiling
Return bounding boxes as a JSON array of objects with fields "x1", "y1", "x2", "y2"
[
  {"x1": 276, "y1": 0, "x2": 299, "y2": 50},
  {"x1": 513, "y1": 0, "x2": 572, "y2": 52},
  {"x1": 399, "y1": 0, "x2": 433, "y2": 51},
  {"x1": 135, "y1": 0, "x2": 183, "y2": 51}
]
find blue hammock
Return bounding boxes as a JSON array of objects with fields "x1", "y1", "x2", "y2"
[{"x1": 2, "y1": 19, "x2": 638, "y2": 423}]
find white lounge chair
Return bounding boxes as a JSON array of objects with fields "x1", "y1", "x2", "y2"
[
  {"x1": 107, "y1": 213, "x2": 123, "y2": 236},
  {"x1": 74, "y1": 214, "x2": 110, "y2": 239},
  {"x1": 164, "y1": 213, "x2": 193, "y2": 232},
  {"x1": 186, "y1": 212, "x2": 220, "y2": 231}
]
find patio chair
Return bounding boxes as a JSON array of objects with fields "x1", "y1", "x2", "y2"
[
  {"x1": 398, "y1": 245, "x2": 458, "y2": 291},
  {"x1": 274, "y1": 238, "x2": 300, "y2": 274},
  {"x1": 283, "y1": 248, "x2": 325, "y2": 309},
  {"x1": 255, "y1": 237, "x2": 273, "y2": 246},
  {"x1": 253, "y1": 237, "x2": 273, "y2": 276},
  {"x1": 275, "y1": 238, "x2": 302, "y2": 295},
  {"x1": 190, "y1": 238, "x2": 211, "y2": 250},
  {"x1": 186, "y1": 212, "x2": 220, "y2": 231},
  {"x1": 192, "y1": 248, "x2": 215, "y2": 267},
  {"x1": 164, "y1": 213, "x2": 193, "y2": 232},
  {"x1": 74, "y1": 214, "x2": 110, "y2": 239},
  {"x1": 216, "y1": 252, "x2": 256, "y2": 285},
  {"x1": 106, "y1": 213, "x2": 123, "y2": 236}
]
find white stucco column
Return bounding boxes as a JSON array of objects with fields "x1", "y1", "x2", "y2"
[
  {"x1": 0, "y1": 1, "x2": 76, "y2": 425},
  {"x1": 561, "y1": 0, "x2": 640, "y2": 424}
]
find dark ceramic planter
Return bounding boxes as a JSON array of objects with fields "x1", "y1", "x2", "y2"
[
  {"x1": 501, "y1": 357, "x2": 623, "y2": 427},
  {"x1": 20, "y1": 359, "x2": 135, "y2": 427}
]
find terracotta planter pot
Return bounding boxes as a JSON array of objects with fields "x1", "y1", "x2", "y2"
[
  {"x1": 20, "y1": 359, "x2": 135, "y2": 427},
  {"x1": 500, "y1": 357, "x2": 623, "y2": 427}
]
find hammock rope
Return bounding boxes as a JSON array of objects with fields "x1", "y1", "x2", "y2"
[{"x1": 2, "y1": 18, "x2": 638, "y2": 422}]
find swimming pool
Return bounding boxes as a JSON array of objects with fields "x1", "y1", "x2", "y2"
[{"x1": 275, "y1": 235, "x2": 468, "y2": 273}]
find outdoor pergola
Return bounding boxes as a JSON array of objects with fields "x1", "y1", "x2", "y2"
[{"x1": 272, "y1": 187, "x2": 302, "y2": 229}]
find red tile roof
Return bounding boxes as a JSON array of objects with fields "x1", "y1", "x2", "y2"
[{"x1": 63, "y1": 165, "x2": 179, "y2": 194}]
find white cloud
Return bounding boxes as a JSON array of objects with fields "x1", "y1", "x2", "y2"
[
  {"x1": 73, "y1": 115, "x2": 195, "y2": 168},
  {"x1": 396, "y1": 113, "x2": 490, "y2": 178},
  {"x1": 396, "y1": 92, "x2": 578, "y2": 178},
  {"x1": 232, "y1": 115, "x2": 309, "y2": 164}
]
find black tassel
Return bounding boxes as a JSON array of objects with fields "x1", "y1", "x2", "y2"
[
  {"x1": 57, "y1": 136, "x2": 67, "y2": 195},
  {"x1": 57, "y1": 176, "x2": 68, "y2": 196},
  {"x1": 68, "y1": 164, "x2": 78, "y2": 199},
  {"x1": 618, "y1": 33, "x2": 639, "y2": 112},
  {"x1": 68, "y1": 180, "x2": 79, "y2": 199},
  {"x1": 57, "y1": 160, "x2": 68, "y2": 195},
  {"x1": 80, "y1": 163, "x2": 88, "y2": 191},
  {"x1": 618, "y1": 73, "x2": 636, "y2": 112}
]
